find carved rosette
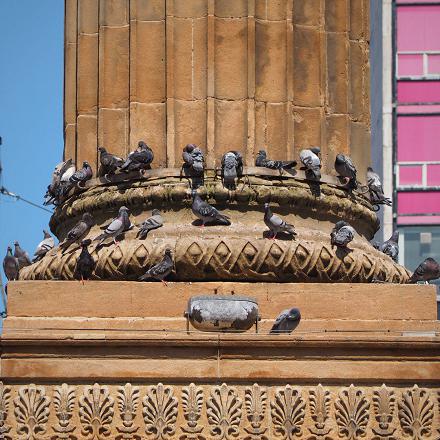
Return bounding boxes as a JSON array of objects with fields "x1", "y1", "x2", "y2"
[
  {"x1": 335, "y1": 385, "x2": 370, "y2": 440},
  {"x1": 270, "y1": 385, "x2": 306, "y2": 439},
  {"x1": 1, "y1": 383, "x2": 439, "y2": 439},
  {"x1": 79, "y1": 383, "x2": 114, "y2": 440},
  {"x1": 207, "y1": 383, "x2": 242, "y2": 440},
  {"x1": 398, "y1": 385, "x2": 433, "y2": 440},
  {"x1": 19, "y1": 179, "x2": 410, "y2": 284},
  {"x1": 142, "y1": 383, "x2": 178, "y2": 440},
  {"x1": 14, "y1": 384, "x2": 50, "y2": 440}
]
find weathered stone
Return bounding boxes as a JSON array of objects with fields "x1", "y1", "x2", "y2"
[
  {"x1": 173, "y1": 0, "x2": 208, "y2": 18},
  {"x1": 255, "y1": 0, "x2": 287, "y2": 20},
  {"x1": 78, "y1": 0, "x2": 98, "y2": 34},
  {"x1": 76, "y1": 114, "x2": 98, "y2": 171},
  {"x1": 325, "y1": 114, "x2": 349, "y2": 173},
  {"x1": 325, "y1": 0, "x2": 348, "y2": 33},
  {"x1": 98, "y1": 108, "x2": 129, "y2": 159},
  {"x1": 293, "y1": 107, "x2": 323, "y2": 150},
  {"x1": 131, "y1": 0, "x2": 165, "y2": 20},
  {"x1": 293, "y1": 0, "x2": 322, "y2": 26},
  {"x1": 215, "y1": 0, "x2": 248, "y2": 18},
  {"x1": 99, "y1": 0, "x2": 128, "y2": 26},
  {"x1": 349, "y1": 41, "x2": 364, "y2": 120},
  {"x1": 64, "y1": 123, "x2": 76, "y2": 162},
  {"x1": 77, "y1": 34, "x2": 98, "y2": 114},
  {"x1": 350, "y1": 121, "x2": 371, "y2": 176},
  {"x1": 64, "y1": 42, "x2": 77, "y2": 124},
  {"x1": 349, "y1": 0, "x2": 364, "y2": 40}
]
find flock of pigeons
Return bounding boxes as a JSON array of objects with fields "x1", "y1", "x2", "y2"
[{"x1": 3, "y1": 142, "x2": 440, "y2": 291}]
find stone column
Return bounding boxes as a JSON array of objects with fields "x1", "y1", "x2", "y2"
[{"x1": 64, "y1": 0, "x2": 371, "y2": 175}]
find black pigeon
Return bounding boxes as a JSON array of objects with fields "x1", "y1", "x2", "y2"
[
  {"x1": 270, "y1": 308, "x2": 301, "y2": 334},
  {"x1": 264, "y1": 203, "x2": 297, "y2": 239},
  {"x1": 93, "y1": 206, "x2": 132, "y2": 247},
  {"x1": 408, "y1": 258, "x2": 440, "y2": 284},
  {"x1": 335, "y1": 154, "x2": 357, "y2": 189},
  {"x1": 221, "y1": 151, "x2": 243, "y2": 190},
  {"x1": 138, "y1": 248, "x2": 174, "y2": 285},
  {"x1": 255, "y1": 149, "x2": 296, "y2": 171},
  {"x1": 120, "y1": 141, "x2": 154, "y2": 172},
  {"x1": 330, "y1": 221, "x2": 355, "y2": 248},
  {"x1": 32, "y1": 230, "x2": 55, "y2": 262},
  {"x1": 74, "y1": 239, "x2": 95, "y2": 283},
  {"x1": 137, "y1": 209, "x2": 164, "y2": 239},
  {"x1": 299, "y1": 147, "x2": 321, "y2": 180},
  {"x1": 98, "y1": 147, "x2": 124, "y2": 177},
  {"x1": 69, "y1": 161, "x2": 93, "y2": 186},
  {"x1": 380, "y1": 231, "x2": 399, "y2": 262},
  {"x1": 3, "y1": 247, "x2": 19, "y2": 281},
  {"x1": 191, "y1": 190, "x2": 231, "y2": 226},
  {"x1": 14, "y1": 241, "x2": 31, "y2": 269},
  {"x1": 59, "y1": 212, "x2": 94, "y2": 254},
  {"x1": 367, "y1": 167, "x2": 392, "y2": 206}
]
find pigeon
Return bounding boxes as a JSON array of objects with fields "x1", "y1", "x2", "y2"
[
  {"x1": 270, "y1": 308, "x2": 301, "y2": 334},
  {"x1": 182, "y1": 144, "x2": 205, "y2": 174},
  {"x1": 299, "y1": 147, "x2": 321, "y2": 180},
  {"x1": 330, "y1": 221, "x2": 355, "y2": 248},
  {"x1": 408, "y1": 257, "x2": 440, "y2": 284},
  {"x1": 120, "y1": 141, "x2": 154, "y2": 172},
  {"x1": 335, "y1": 154, "x2": 357, "y2": 190},
  {"x1": 98, "y1": 147, "x2": 124, "y2": 177},
  {"x1": 221, "y1": 151, "x2": 243, "y2": 189},
  {"x1": 138, "y1": 248, "x2": 174, "y2": 285},
  {"x1": 32, "y1": 230, "x2": 55, "y2": 262},
  {"x1": 255, "y1": 150, "x2": 297, "y2": 171},
  {"x1": 137, "y1": 209, "x2": 164, "y2": 239},
  {"x1": 367, "y1": 167, "x2": 392, "y2": 206},
  {"x1": 59, "y1": 212, "x2": 94, "y2": 253},
  {"x1": 264, "y1": 203, "x2": 297, "y2": 240},
  {"x1": 3, "y1": 246, "x2": 19, "y2": 281},
  {"x1": 93, "y1": 206, "x2": 132, "y2": 247},
  {"x1": 191, "y1": 190, "x2": 231, "y2": 226},
  {"x1": 74, "y1": 239, "x2": 95, "y2": 283},
  {"x1": 13, "y1": 241, "x2": 32, "y2": 269},
  {"x1": 44, "y1": 159, "x2": 76, "y2": 205},
  {"x1": 69, "y1": 161, "x2": 93, "y2": 187},
  {"x1": 379, "y1": 231, "x2": 399, "y2": 262}
]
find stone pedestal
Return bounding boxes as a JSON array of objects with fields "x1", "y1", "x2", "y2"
[{"x1": 1, "y1": 281, "x2": 439, "y2": 438}]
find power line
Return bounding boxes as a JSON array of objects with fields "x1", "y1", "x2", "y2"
[{"x1": 0, "y1": 186, "x2": 53, "y2": 213}]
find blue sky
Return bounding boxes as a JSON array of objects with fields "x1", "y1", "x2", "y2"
[{"x1": 0, "y1": 1, "x2": 64, "y2": 315}]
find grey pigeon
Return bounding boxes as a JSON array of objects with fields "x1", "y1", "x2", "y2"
[
  {"x1": 182, "y1": 144, "x2": 205, "y2": 174},
  {"x1": 264, "y1": 203, "x2": 297, "y2": 239},
  {"x1": 74, "y1": 239, "x2": 96, "y2": 283},
  {"x1": 335, "y1": 154, "x2": 357, "y2": 189},
  {"x1": 44, "y1": 159, "x2": 76, "y2": 206},
  {"x1": 299, "y1": 147, "x2": 321, "y2": 180},
  {"x1": 191, "y1": 190, "x2": 231, "y2": 226},
  {"x1": 137, "y1": 209, "x2": 164, "y2": 239},
  {"x1": 270, "y1": 308, "x2": 301, "y2": 334},
  {"x1": 221, "y1": 151, "x2": 243, "y2": 190},
  {"x1": 255, "y1": 149, "x2": 297, "y2": 171},
  {"x1": 69, "y1": 161, "x2": 93, "y2": 187},
  {"x1": 14, "y1": 241, "x2": 31, "y2": 269},
  {"x1": 367, "y1": 167, "x2": 392, "y2": 206},
  {"x1": 120, "y1": 141, "x2": 154, "y2": 172},
  {"x1": 98, "y1": 147, "x2": 124, "y2": 177},
  {"x1": 93, "y1": 206, "x2": 132, "y2": 247},
  {"x1": 59, "y1": 212, "x2": 94, "y2": 254},
  {"x1": 408, "y1": 257, "x2": 440, "y2": 284},
  {"x1": 139, "y1": 248, "x2": 174, "y2": 285},
  {"x1": 32, "y1": 230, "x2": 55, "y2": 262},
  {"x1": 330, "y1": 221, "x2": 355, "y2": 248},
  {"x1": 380, "y1": 231, "x2": 399, "y2": 262},
  {"x1": 3, "y1": 246, "x2": 19, "y2": 281}
]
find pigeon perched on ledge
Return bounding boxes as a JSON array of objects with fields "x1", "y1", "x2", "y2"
[
  {"x1": 182, "y1": 144, "x2": 204, "y2": 174},
  {"x1": 14, "y1": 241, "x2": 31, "y2": 270},
  {"x1": 367, "y1": 167, "x2": 392, "y2": 206},
  {"x1": 98, "y1": 147, "x2": 124, "y2": 177},
  {"x1": 255, "y1": 149, "x2": 297, "y2": 171},
  {"x1": 120, "y1": 141, "x2": 154, "y2": 173},
  {"x1": 270, "y1": 308, "x2": 301, "y2": 334},
  {"x1": 137, "y1": 210, "x2": 164, "y2": 239},
  {"x1": 408, "y1": 257, "x2": 440, "y2": 284},
  {"x1": 221, "y1": 151, "x2": 243, "y2": 190},
  {"x1": 59, "y1": 212, "x2": 94, "y2": 254},
  {"x1": 330, "y1": 221, "x2": 355, "y2": 249},
  {"x1": 191, "y1": 190, "x2": 231, "y2": 226},
  {"x1": 69, "y1": 161, "x2": 93, "y2": 187},
  {"x1": 335, "y1": 154, "x2": 357, "y2": 190},
  {"x1": 74, "y1": 239, "x2": 95, "y2": 283},
  {"x1": 32, "y1": 230, "x2": 54, "y2": 262},
  {"x1": 379, "y1": 231, "x2": 399, "y2": 262},
  {"x1": 93, "y1": 206, "x2": 132, "y2": 248},
  {"x1": 44, "y1": 159, "x2": 76, "y2": 206},
  {"x1": 264, "y1": 203, "x2": 297, "y2": 240},
  {"x1": 3, "y1": 247, "x2": 19, "y2": 281},
  {"x1": 139, "y1": 248, "x2": 174, "y2": 285},
  {"x1": 299, "y1": 147, "x2": 321, "y2": 180}
]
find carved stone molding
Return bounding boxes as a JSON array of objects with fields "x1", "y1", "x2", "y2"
[{"x1": 1, "y1": 383, "x2": 439, "y2": 440}]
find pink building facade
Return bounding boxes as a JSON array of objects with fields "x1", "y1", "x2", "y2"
[{"x1": 387, "y1": 0, "x2": 440, "y2": 276}]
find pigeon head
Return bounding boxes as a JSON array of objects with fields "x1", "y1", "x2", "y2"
[
  {"x1": 138, "y1": 141, "x2": 148, "y2": 150},
  {"x1": 367, "y1": 166, "x2": 374, "y2": 172},
  {"x1": 6, "y1": 246, "x2": 12, "y2": 255},
  {"x1": 185, "y1": 144, "x2": 195, "y2": 153},
  {"x1": 81, "y1": 239, "x2": 92, "y2": 247},
  {"x1": 310, "y1": 146, "x2": 321, "y2": 155},
  {"x1": 391, "y1": 230, "x2": 399, "y2": 242},
  {"x1": 334, "y1": 220, "x2": 349, "y2": 231},
  {"x1": 257, "y1": 149, "x2": 267, "y2": 158},
  {"x1": 152, "y1": 209, "x2": 161, "y2": 216},
  {"x1": 264, "y1": 202, "x2": 270, "y2": 211},
  {"x1": 82, "y1": 161, "x2": 91, "y2": 168},
  {"x1": 82, "y1": 212, "x2": 94, "y2": 225},
  {"x1": 287, "y1": 307, "x2": 301, "y2": 321},
  {"x1": 119, "y1": 206, "x2": 129, "y2": 214},
  {"x1": 13, "y1": 241, "x2": 19, "y2": 247},
  {"x1": 43, "y1": 230, "x2": 51, "y2": 238},
  {"x1": 98, "y1": 147, "x2": 106, "y2": 154},
  {"x1": 164, "y1": 248, "x2": 172, "y2": 257},
  {"x1": 335, "y1": 154, "x2": 345, "y2": 165},
  {"x1": 191, "y1": 189, "x2": 198, "y2": 199}
]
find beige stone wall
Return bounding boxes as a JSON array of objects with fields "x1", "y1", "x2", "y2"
[{"x1": 64, "y1": 0, "x2": 371, "y2": 174}]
